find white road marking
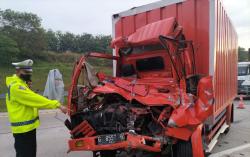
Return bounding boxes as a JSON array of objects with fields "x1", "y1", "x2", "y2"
[{"x1": 210, "y1": 143, "x2": 250, "y2": 157}]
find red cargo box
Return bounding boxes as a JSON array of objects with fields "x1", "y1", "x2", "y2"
[{"x1": 112, "y1": 0, "x2": 238, "y2": 123}]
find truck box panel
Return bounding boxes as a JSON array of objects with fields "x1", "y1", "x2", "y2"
[
  {"x1": 122, "y1": 16, "x2": 135, "y2": 36},
  {"x1": 135, "y1": 13, "x2": 147, "y2": 29},
  {"x1": 161, "y1": 5, "x2": 177, "y2": 19},
  {"x1": 112, "y1": 0, "x2": 238, "y2": 122},
  {"x1": 147, "y1": 9, "x2": 161, "y2": 23},
  {"x1": 213, "y1": 0, "x2": 238, "y2": 116}
]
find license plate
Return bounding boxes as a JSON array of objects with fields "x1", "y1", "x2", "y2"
[{"x1": 97, "y1": 133, "x2": 125, "y2": 145}]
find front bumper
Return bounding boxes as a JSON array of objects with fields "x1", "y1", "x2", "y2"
[{"x1": 68, "y1": 133, "x2": 161, "y2": 152}]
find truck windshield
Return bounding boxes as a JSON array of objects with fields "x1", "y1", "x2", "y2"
[
  {"x1": 136, "y1": 56, "x2": 164, "y2": 71},
  {"x1": 119, "y1": 45, "x2": 169, "y2": 75},
  {"x1": 119, "y1": 45, "x2": 164, "y2": 56},
  {"x1": 238, "y1": 66, "x2": 248, "y2": 76}
]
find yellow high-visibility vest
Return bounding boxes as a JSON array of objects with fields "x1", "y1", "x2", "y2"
[{"x1": 6, "y1": 75, "x2": 60, "y2": 134}]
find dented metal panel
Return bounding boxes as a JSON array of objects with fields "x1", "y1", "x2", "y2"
[
  {"x1": 113, "y1": 0, "x2": 210, "y2": 75},
  {"x1": 112, "y1": 0, "x2": 237, "y2": 123}
]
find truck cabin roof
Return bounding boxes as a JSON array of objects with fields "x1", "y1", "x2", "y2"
[{"x1": 111, "y1": 17, "x2": 182, "y2": 49}]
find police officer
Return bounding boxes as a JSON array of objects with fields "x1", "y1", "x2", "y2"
[{"x1": 6, "y1": 59, "x2": 67, "y2": 157}]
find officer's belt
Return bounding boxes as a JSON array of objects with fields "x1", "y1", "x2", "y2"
[{"x1": 11, "y1": 117, "x2": 39, "y2": 127}]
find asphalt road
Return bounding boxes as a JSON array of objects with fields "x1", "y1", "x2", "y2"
[
  {"x1": 210, "y1": 100, "x2": 250, "y2": 157},
  {"x1": 0, "y1": 111, "x2": 92, "y2": 157},
  {"x1": 0, "y1": 101, "x2": 250, "y2": 157}
]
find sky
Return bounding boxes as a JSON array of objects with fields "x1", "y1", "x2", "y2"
[{"x1": 0, "y1": 0, "x2": 249, "y2": 49}]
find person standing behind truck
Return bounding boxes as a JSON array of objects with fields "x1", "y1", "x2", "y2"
[{"x1": 5, "y1": 59, "x2": 67, "y2": 157}]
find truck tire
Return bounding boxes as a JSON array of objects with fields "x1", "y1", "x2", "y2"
[
  {"x1": 93, "y1": 151, "x2": 116, "y2": 157},
  {"x1": 174, "y1": 141, "x2": 193, "y2": 157}
]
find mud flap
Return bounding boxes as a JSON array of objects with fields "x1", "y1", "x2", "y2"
[{"x1": 191, "y1": 124, "x2": 204, "y2": 157}]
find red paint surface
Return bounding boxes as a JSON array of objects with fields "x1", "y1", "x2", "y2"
[
  {"x1": 68, "y1": 133, "x2": 161, "y2": 152},
  {"x1": 213, "y1": 0, "x2": 238, "y2": 117},
  {"x1": 191, "y1": 124, "x2": 205, "y2": 157},
  {"x1": 67, "y1": 0, "x2": 238, "y2": 155},
  {"x1": 113, "y1": 0, "x2": 237, "y2": 122},
  {"x1": 114, "y1": 0, "x2": 210, "y2": 75}
]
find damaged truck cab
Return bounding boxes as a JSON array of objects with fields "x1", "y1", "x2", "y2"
[{"x1": 65, "y1": 0, "x2": 238, "y2": 157}]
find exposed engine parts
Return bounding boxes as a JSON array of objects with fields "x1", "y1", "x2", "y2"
[{"x1": 70, "y1": 93, "x2": 172, "y2": 139}]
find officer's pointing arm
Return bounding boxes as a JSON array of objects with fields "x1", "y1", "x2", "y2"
[{"x1": 11, "y1": 84, "x2": 60, "y2": 109}]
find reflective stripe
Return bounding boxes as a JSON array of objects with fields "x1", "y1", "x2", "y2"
[{"x1": 11, "y1": 117, "x2": 39, "y2": 127}]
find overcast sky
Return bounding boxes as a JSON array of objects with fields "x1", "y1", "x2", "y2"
[{"x1": 0, "y1": 0, "x2": 249, "y2": 49}]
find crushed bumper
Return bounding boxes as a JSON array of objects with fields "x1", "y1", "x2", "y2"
[{"x1": 68, "y1": 133, "x2": 161, "y2": 152}]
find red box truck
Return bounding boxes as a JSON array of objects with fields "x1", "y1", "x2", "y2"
[{"x1": 65, "y1": 0, "x2": 238, "y2": 157}]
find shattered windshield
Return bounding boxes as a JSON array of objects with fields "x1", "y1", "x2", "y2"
[{"x1": 238, "y1": 66, "x2": 249, "y2": 76}]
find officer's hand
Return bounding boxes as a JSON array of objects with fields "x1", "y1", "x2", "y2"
[{"x1": 59, "y1": 105, "x2": 67, "y2": 114}]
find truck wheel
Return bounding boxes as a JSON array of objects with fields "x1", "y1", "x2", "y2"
[
  {"x1": 174, "y1": 141, "x2": 193, "y2": 157},
  {"x1": 93, "y1": 151, "x2": 116, "y2": 157}
]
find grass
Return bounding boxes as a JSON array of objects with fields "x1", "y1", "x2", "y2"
[
  {"x1": 0, "y1": 60, "x2": 113, "y2": 112},
  {"x1": 0, "y1": 99, "x2": 6, "y2": 112},
  {"x1": 0, "y1": 62, "x2": 75, "y2": 94}
]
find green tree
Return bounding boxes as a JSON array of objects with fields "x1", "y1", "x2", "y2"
[
  {"x1": 57, "y1": 31, "x2": 76, "y2": 52},
  {"x1": 238, "y1": 47, "x2": 249, "y2": 62},
  {"x1": 95, "y1": 35, "x2": 112, "y2": 54},
  {"x1": 75, "y1": 34, "x2": 112, "y2": 54},
  {"x1": 76, "y1": 33, "x2": 95, "y2": 53},
  {"x1": 0, "y1": 9, "x2": 46, "y2": 58},
  {"x1": 45, "y1": 29, "x2": 59, "y2": 51},
  {"x1": 0, "y1": 33, "x2": 20, "y2": 65},
  {"x1": 0, "y1": 9, "x2": 113, "y2": 61}
]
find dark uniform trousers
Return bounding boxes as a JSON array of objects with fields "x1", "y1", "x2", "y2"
[{"x1": 13, "y1": 129, "x2": 37, "y2": 157}]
